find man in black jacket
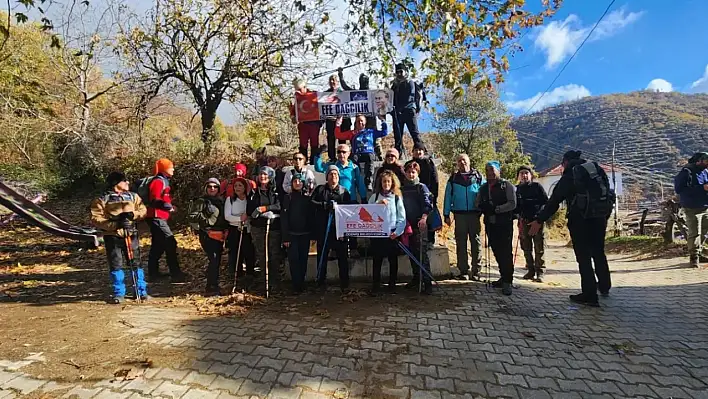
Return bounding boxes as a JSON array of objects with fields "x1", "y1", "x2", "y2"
[
  {"x1": 282, "y1": 173, "x2": 314, "y2": 293},
  {"x1": 311, "y1": 166, "x2": 352, "y2": 290},
  {"x1": 515, "y1": 166, "x2": 548, "y2": 282},
  {"x1": 529, "y1": 150, "x2": 612, "y2": 307},
  {"x1": 391, "y1": 63, "x2": 423, "y2": 155}
]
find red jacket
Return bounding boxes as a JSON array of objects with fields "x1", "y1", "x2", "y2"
[{"x1": 147, "y1": 174, "x2": 172, "y2": 220}]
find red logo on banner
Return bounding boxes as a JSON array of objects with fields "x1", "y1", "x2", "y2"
[{"x1": 295, "y1": 91, "x2": 320, "y2": 122}]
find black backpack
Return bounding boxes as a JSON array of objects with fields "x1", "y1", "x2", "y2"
[
  {"x1": 571, "y1": 162, "x2": 615, "y2": 219},
  {"x1": 414, "y1": 81, "x2": 426, "y2": 110}
]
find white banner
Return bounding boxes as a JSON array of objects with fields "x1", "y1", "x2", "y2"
[
  {"x1": 334, "y1": 203, "x2": 390, "y2": 238},
  {"x1": 294, "y1": 89, "x2": 394, "y2": 122}
]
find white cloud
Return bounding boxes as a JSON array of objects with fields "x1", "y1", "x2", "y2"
[
  {"x1": 690, "y1": 64, "x2": 708, "y2": 93},
  {"x1": 534, "y1": 8, "x2": 644, "y2": 69},
  {"x1": 646, "y1": 78, "x2": 673, "y2": 92},
  {"x1": 506, "y1": 84, "x2": 591, "y2": 113}
]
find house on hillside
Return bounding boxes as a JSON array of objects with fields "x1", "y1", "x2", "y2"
[{"x1": 537, "y1": 163, "x2": 623, "y2": 197}]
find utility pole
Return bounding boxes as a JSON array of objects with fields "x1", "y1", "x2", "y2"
[{"x1": 612, "y1": 140, "x2": 620, "y2": 237}]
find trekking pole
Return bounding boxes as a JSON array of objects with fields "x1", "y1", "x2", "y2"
[
  {"x1": 419, "y1": 231, "x2": 423, "y2": 295},
  {"x1": 397, "y1": 242, "x2": 443, "y2": 291},
  {"x1": 124, "y1": 228, "x2": 141, "y2": 304},
  {"x1": 231, "y1": 225, "x2": 244, "y2": 294},
  {"x1": 265, "y1": 218, "x2": 271, "y2": 299},
  {"x1": 484, "y1": 231, "x2": 492, "y2": 293},
  {"x1": 513, "y1": 232, "x2": 520, "y2": 267},
  {"x1": 312, "y1": 62, "x2": 364, "y2": 80},
  {"x1": 316, "y1": 211, "x2": 334, "y2": 282}
]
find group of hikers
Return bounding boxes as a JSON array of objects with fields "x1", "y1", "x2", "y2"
[{"x1": 674, "y1": 151, "x2": 708, "y2": 268}]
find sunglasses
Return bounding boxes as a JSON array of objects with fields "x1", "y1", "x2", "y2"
[
  {"x1": 206, "y1": 185, "x2": 219, "y2": 189},
  {"x1": 337, "y1": 150, "x2": 348, "y2": 154},
  {"x1": 293, "y1": 157, "x2": 305, "y2": 161}
]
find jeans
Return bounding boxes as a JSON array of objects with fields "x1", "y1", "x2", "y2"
[
  {"x1": 486, "y1": 220, "x2": 514, "y2": 284},
  {"x1": 684, "y1": 207, "x2": 708, "y2": 259},
  {"x1": 393, "y1": 108, "x2": 422, "y2": 153},
  {"x1": 371, "y1": 237, "x2": 399, "y2": 288},
  {"x1": 520, "y1": 220, "x2": 546, "y2": 272},
  {"x1": 226, "y1": 226, "x2": 255, "y2": 277},
  {"x1": 199, "y1": 231, "x2": 224, "y2": 290},
  {"x1": 316, "y1": 229, "x2": 349, "y2": 288},
  {"x1": 288, "y1": 234, "x2": 311, "y2": 291},
  {"x1": 568, "y1": 216, "x2": 612, "y2": 299},
  {"x1": 453, "y1": 212, "x2": 482, "y2": 275},
  {"x1": 147, "y1": 218, "x2": 181, "y2": 277}
]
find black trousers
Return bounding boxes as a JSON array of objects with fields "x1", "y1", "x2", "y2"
[
  {"x1": 354, "y1": 153, "x2": 374, "y2": 189},
  {"x1": 325, "y1": 119, "x2": 350, "y2": 160},
  {"x1": 568, "y1": 217, "x2": 612, "y2": 300},
  {"x1": 147, "y1": 218, "x2": 181, "y2": 276},
  {"x1": 199, "y1": 231, "x2": 224, "y2": 289},
  {"x1": 486, "y1": 220, "x2": 514, "y2": 283},
  {"x1": 371, "y1": 237, "x2": 399, "y2": 288},
  {"x1": 288, "y1": 234, "x2": 311, "y2": 291},
  {"x1": 316, "y1": 230, "x2": 349, "y2": 288},
  {"x1": 105, "y1": 234, "x2": 140, "y2": 271},
  {"x1": 393, "y1": 108, "x2": 422, "y2": 153},
  {"x1": 226, "y1": 226, "x2": 255, "y2": 277}
]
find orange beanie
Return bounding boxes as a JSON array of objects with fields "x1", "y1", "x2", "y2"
[{"x1": 154, "y1": 158, "x2": 174, "y2": 175}]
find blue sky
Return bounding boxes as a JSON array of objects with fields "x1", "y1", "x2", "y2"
[{"x1": 501, "y1": 0, "x2": 708, "y2": 115}]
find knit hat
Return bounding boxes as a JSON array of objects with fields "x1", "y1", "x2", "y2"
[
  {"x1": 395, "y1": 63, "x2": 408, "y2": 72},
  {"x1": 205, "y1": 177, "x2": 220, "y2": 186},
  {"x1": 234, "y1": 163, "x2": 248, "y2": 176},
  {"x1": 106, "y1": 171, "x2": 127, "y2": 188},
  {"x1": 292, "y1": 173, "x2": 304, "y2": 182},
  {"x1": 259, "y1": 166, "x2": 275, "y2": 181},
  {"x1": 385, "y1": 148, "x2": 400, "y2": 159},
  {"x1": 562, "y1": 150, "x2": 582, "y2": 162},
  {"x1": 517, "y1": 165, "x2": 533, "y2": 176},
  {"x1": 154, "y1": 158, "x2": 174, "y2": 175},
  {"x1": 486, "y1": 160, "x2": 501, "y2": 171},
  {"x1": 413, "y1": 142, "x2": 427, "y2": 152},
  {"x1": 326, "y1": 165, "x2": 340, "y2": 178}
]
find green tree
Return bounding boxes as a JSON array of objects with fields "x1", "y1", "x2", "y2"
[{"x1": 433, "y1": 88, "x2": 530, "y2": 179}]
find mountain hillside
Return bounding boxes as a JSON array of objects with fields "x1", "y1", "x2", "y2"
[{"x1": 511, "y1": 92, "x2": 708, "y2": 182}]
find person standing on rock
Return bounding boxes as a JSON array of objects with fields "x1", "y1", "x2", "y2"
[
  {"x1": 290, "y1": 77, "x2": 323, "y2": 165},
  {"x1": 476, "y1": 161, "x2": 516, "y2": 296},
  {"x1": 515, "y1": 165, "x2": 548, "y2": 282},
  {"x1": 338, "y1": 69, "x2": 384, "y2": 160},
  {"x1": 529, "y1": 150, "x2": 613, "y2": 307},
  {"x1": 324, "y1": 74, "x2": 352, "y2": 161},
  {"x1": 146, "y1": 158, "x2": 185, "y2": 282},
  {"x1": 91, "y1": 171, "x2": 148, "y2": 304},
  {"x1": 391, "y1": 63, "x2": 423, "y2": 156},
  {"x1": 674, "y1": 152, "x2": 708, "y2": 267},
  {"x1": 443, "y1": 154, "x2": 484, "y2": 281}
]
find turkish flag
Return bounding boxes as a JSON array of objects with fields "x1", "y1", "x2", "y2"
[{"x1": 294, "y1": 90, "x2": 320, "y2": 122}]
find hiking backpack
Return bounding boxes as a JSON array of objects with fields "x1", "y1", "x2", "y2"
[
  {"x1": 571, "y1": 162, "x2": 616, "y2": 219},
  {"x1": 414, "y1": 81, "x2": 426, "y2": 110},
  {"x1": 187, "y1": 198, "x2": 219, "y2": 231},
  {"x1": 131, "y1": 176, "x2": 168, "y2": 205}
]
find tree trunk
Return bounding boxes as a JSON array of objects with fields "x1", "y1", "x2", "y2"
[{"x1": 201, "y1": 100, "x2": 220, "y2": 153}]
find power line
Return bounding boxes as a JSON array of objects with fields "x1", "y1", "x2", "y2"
[{"x1": 522, "y1": 0, "x2": 617, "y2": 115}]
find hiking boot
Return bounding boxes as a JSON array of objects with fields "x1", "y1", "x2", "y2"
[
  {"x1": 387, "y1": 284, "x2": 397, "y2": 294},
  {"x1": 423, "y1": 282, "x2": 433, "y2": 295},
  {"x1": 139, "y1": 295, "x2": 151, "y2": 302},
  {"x1": 491, "y1": 279, "x2": 503, "y2": 288},
  {"x1": 599, "y1": 290, "x2": 610, "y2": 298},
  {"x1": 405, "y1": 279, "x2": 419, "y2": 289},
  {"x1": 690, "y1": 256, "x2": 700, "y2": 268},
  {"x1": 456, "y1": 274, "x2": 470, "y2": 281},
  {"x1": 469, "y1": 273, "x2": 481, "y2": 282},
  {"x1": 501, "y1": 282, "x2": 512, "y2": 296},
  {"x1": 569, "y1": 293, "x2": 600, "y2": 307},
  {"x1": 533, "y1": 272, "x2": 544, "y2": 283},
  {"x1": 110, "y1": 296, "x2": 125, "y2": 305},
  {"x1": 370, "y1": 284, "x2": 380, "y2": 296},
  {"x1": 522, "y1": 270, "x2": 535, "y2": 280}
]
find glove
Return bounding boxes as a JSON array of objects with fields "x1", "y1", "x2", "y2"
[
  {"x1": 206, "y1": 203, "x2": 218, "y2": 214},
  {"x1": 325, "y1": 200, "x2": 335, "y2": 210},
  {"x1": 262, "y1": 211, "x2": 276, "y2": 219},
  {"x1": 318, "y1": 144, "x2": 328, "y2": 155},
  {"x1": 120, "y1": 218, "x2": 134, "y2": 231},
  {"x1": 251, "y1": 209, "x2": 262, "y2": 218},
  {"x1": 119, "y1": 211, "x2": 135, "y2": 221}
]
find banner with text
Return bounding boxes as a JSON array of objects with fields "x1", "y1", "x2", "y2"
[
  {"x1": 294, "y1": 89, "x2": 394, "y2": 123},
  {"x1": 334, "y1": 203, "x2": 391, "y2": 238}
]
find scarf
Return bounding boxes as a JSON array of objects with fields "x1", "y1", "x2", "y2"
[{"x1": 404, "y1": 177, "x2": 420, "y2": 186}]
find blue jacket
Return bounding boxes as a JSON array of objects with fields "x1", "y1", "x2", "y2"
[
  {"x1": 674, "y1": 163, "x2": 708, "y2": 208},
  {"x1": 314, "y1": 157, "x2": 367, "y2": 202},
  {"x1": 335, "y1": 123, "x2": 388, "y2": 155},
  {"x1": 368, "y1": 191, "x2": 406, "y2": 237},
  {"x1": 443, "y1": 171, "x2": 484, "y2": 216},
  {"x1": 402, "y1": 181, "x2": 433, "y2": 224}
]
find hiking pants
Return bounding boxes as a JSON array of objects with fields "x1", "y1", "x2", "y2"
[
  {"x1": 105, "y1": 234, "x2": 147, "y2": 298},
  {"x1": 371, "y1": 237, "x2": 399, "y2": 289},
  {"x1": 393, "y1": 108, "x2": 422, "y2": 154},
  {"x1": 199, "y1": 231, "x2": 224, "y2": 290},
  {"x1": 287, "y1": 234, "x2": 311, "y2": 292},
  {"x1": 251, "y1": 225, "x2": 282, "y2": 287},
  {"x1": 316, "y1": 229, "x2": 349, "y2": 288},
  {"x1": 453, "y1": 212, "x2": 482, "y2": 275},
  {"x1": 568, "y1": 216, "x2": 612, "y2": 300},
  {"x1": 520, "y1": 220, "x2": 546, "y2": 272},
  {"x1": 354, "y1": 153, "x2": 374, "y2": 190},
  {"x1": 298, "y1": 122, "x2": 321, "y2": 165},
  {"x1": 227, "y1": 226, "x2": 255, "y2": 277},
  {"x1": 147, "y1": 218, "x2": 181, "y2": 277},
  {"x1": 408, "y1": 225, "x2": 431, "y2": 284},
  {"x1": 486, "y1": 220, "x2": 514, "y2": 284},
  {"x1": 325, "y1": 119, "x2": 348, "y2": 160},
  {"x1": 684, "y1": 207, "x2": 708, "y2": 259}
]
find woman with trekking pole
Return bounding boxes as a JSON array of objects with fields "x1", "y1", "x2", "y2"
[
  {"x1": 225, "y1": 177, "x2": 255, "y2": 290},
  {"x1": 281, "y1": 173, "x2": 315, "y2": 294},
  {"x1": 188, "y1": 178, "x2": 228, "y2": 296},
  {"x1": 402, "y1": 161, "x2": 434, "y2": 295},
  {"x1": 247, "y1": 166, "x2": 282, "y2": 295},
  {"x1": 311, "y1": 165, "x2": 352, "y2": 291},
  {"x1": 90, "y1": 171, "x2": 148, "y2": 304},
  {"x1": 368, "y1": 170, "x2": 406, "y2": 295}
]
